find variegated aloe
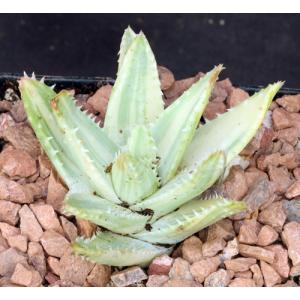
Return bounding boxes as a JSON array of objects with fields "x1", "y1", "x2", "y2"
[{"x1": 19, "y1": 27, "x2": 283, "y2": 267}]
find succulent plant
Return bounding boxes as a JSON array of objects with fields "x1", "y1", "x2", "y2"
[{"x1": 19, "y1": 26, "x2": 283, "y2": 267}]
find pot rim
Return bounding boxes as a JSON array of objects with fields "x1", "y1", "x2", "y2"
[{"x1": 0, "y1": 73, "x2": 299, "y2": 96}]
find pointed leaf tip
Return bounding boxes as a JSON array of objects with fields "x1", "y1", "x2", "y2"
[
  {"x1": 182, "y1": 81, "x2": 283, "y2": 170},
  {"x1": 152, "y1": 65, "x2": 223, "y2": 184}
]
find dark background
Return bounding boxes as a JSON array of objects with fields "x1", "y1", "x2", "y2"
[{"x1": 0, "y1": 14, "x2": 299, "y2": 87}]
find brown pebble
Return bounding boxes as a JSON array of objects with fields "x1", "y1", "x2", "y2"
[
  {"x1": 250, "y1": 264, "x2": 264, "y2": 287},
  {"x1": 148, "y1": 254, "x2": 174, "y2": 275},
  {"x1": 260, "y1": 261, "x2": 281, "y2": 287},
  {"x1": 285, "y1": 179, "x2": 300, "y2": 199},
  {"x1": 169, "y1": 257, "x2": 193, "y2": 281},
  {"x1": 257, "y1": 225, "x2": 279, "y2": 246},
  {"x1": 0, "y1": 200, "x2": 21, "y2": 226},
  {"x1": 7, "y1": 235, "x2": 27, "y2": 252},
  {"x1": 0, "y1": 148, "x2": 37, "y2": 178},
  {"x1": 158, "y1": 66, "x2": 175, "y2": 91},
  {"x1": 19, "y1": 205, "x2": 43, "y2": 242},
  {"x1": 224, "y1": 257, "x2": 256, "y2": 272},
  {"x1": 229, "y1": 278, "x2": 256, "y2": 287},
  {"x1": 111, "y1": 266, "x2": 148, "y2": 287},
  {"x1": 258, "y1": 201, "x2": 287, "y2": 232},
  {"x1": 202, "y1": 238, "x2": 226, "y2": 257},
  {"x1": 10, "y1": 263, "x2": 42, "y2": 287},
  {"x1": 146, "y1": 275, "x2": 169, "y2": 287},
  {"x1": 226, "y1": 88, "x2": 249, "y2": 108},
  {"x1": 204, "y1": 269, "x2": 232, "y2": 287},
  {"x1": 190, "y1": 256, "x2": 220, "y2": 283},
  {"x1": 59, "y1": 248, "x2": 94, "y2": 285},
  {"x1": 276, "y1": 94, "x2": 300, "y2": 113},
  {"x1": 86, "y1": 264, "x2": 111, "y2": 287},
  {"x1": 239, "y1": 244, "x2": 275, "y2": 264},
  {"x1": 281, "y1": 221, "x2": 300, "y2": 266},
  {"x1": 40, "y1": 230, "x2": 70, "y2": 258}
]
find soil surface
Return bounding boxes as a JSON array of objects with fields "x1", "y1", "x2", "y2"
[{"x1": 0, "y1": 67, "x2": 300, "y2": 287}]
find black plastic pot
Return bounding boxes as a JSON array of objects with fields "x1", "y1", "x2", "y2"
[
  {"x1": 1, "y1": 73, "x2": 300, "y2": 98},
  {"x1": 0, "y1": 73, "x2": 114, "y2": 98}
]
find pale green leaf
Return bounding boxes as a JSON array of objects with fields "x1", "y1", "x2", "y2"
[
  {"x1": 72, "y1": 231, "x2": 171, "y2": 267},
  {"x1": 181, "y1": 82, "x2": 283, "y2": 170},
  {"x1": 64, "y1": 193, "x2": 150, "y2": 234},
  {"x1": 20, "y1": 77, "x2": 92, "y2": 193},
  {"x1": 111, "y1": 151, "x2": 159, "y2": 205},
  {"x1": 152, "y1": 65, "x2": 223, "y2": 184},
  {"x1": 132, "y1": 196, "x2": 246, "y2": 244},
  {"x1": 127, "y1": 125, "x2": 157, "y2": 164},
  {"x1": 104, "y1": 33, "x2": 164, "y2": 145},
  {"x1": 118, "y1": 26, "x2": 137, "y2": 73},
  {"x1": 20, "y1": 78, "x2": 119, "y2": 202},
  {"x1": 130, "y1": 151, "x2": 226, "y2": 221}
]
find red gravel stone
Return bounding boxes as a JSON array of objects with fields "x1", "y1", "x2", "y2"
[
  {"x1": 76, "y1": 218, "x2": 97, "y2": 238},
  {"x1": 30, "y1": 203, "x2": 63, "y2": 233},
  {"x1": 221, "y1": 238, "x2": 239, "y2": 261},
  {"x1": 257, "y1": 225, "x2": 279, "y2": 246},
  {"x1": 7, "y1": 234, "x2": 27, "y2": 252},
  {"x1": 207, "y1": 219, "x2": 235, "y2": 242},
  {"x1": 226, "y1": 88, "x2": 249, "y2": 108},
  {"x1": 181, "y1": 236, "x2": 203, "y2": 263},
  {"x1": 190, "y1": 256, "x2": 220, "y2": 283},
  {"x1": 46, "y1": 171, "x2": 68, "y2": 212},
  {"x1": 169, "y1": 257, "x2": 193, "y2": 280},
  {"x1": 229, "y1": 278, "x2": 256, "y2": 287},
  {"x1": 281, "y1": 221, "x2": 300, "y2": 266},
  {"x1": 0, "y1": 175, "x2": 34, "y2": 204},
  {"x1": 86, "y1": 264, "x2": 111, "y2": 287},
  {"x1": 87, "y1": 85, "x2": 112, "y2": 118},
  {"x1": 202, "y1": 238, "x2": 226, "y2": 257},
  {"x1": 148, "y1": 254, "x2": 174, "y2": 275},
  {"x1": 272, "y1": 108, "x2": 293, "y2": 130},
  {"x1": 204, "y1": 269, "x2": 233, "y2": 287},
  {"x1": 40, "y1": 230, "x2": 70, "y2": 258},
  {"x1": 27, "y1": 242, "x2": 46, "y2": 278},
  {"x1": 19, "y1": 205, "x2": 43, "y2": 242},
  {"x1": 10, "y1": 263, "x2": 42, "y2": 287},
  {"x1": 60, "y1": 216, "x2": 78, "y2": 242},
  {"x1": 265, "y1": 244, "x2": 290, "y2": 278},
  {"x1": 146, "y1": 275, "x2": 169, "y2": 287},
  {"x1": 238, "y1": 219, "x2": 259, "y2": 245},
  {"x1": 162, "y1": 279, "x2": 201, "y2": 287},
  {"x1": 111, "y1": 266, "x2": 147, "y2": 287},
  {"x1": 203, "y1": 102, "x2": 226, "y2": 120},
  {"x1": 0, "y1": 148, "x2": 36, "y2": 178},
  {"x1": 250, "y1": 264, "x2": 264, "y2": 287},
  {"x1": 0, "y1": 248, "x2": 27, "y2": 276},
  {"x1": 239, "y1": 244, "x2": 275, "y2": 264},
  {"x1": 276, "y1": 94, "x2": 300, "y2": 113},
  {"x1": 224, "y1": 257, "x2": 256, "y2": 272},
  {"x1": 260, "y1": 261, "x2": 281, "y2": 287},
  {"x1": 0, "y1": 222, "x2": 20, "y2": 239},
  {"x1": 47, "y1": 256, "x2": 61, "y2": 276},
  {"x1": 158, "y1": 66, "x2": 175, "y2": 91},
  {"x1": 3, "y1": 124, "x2": 40, "y2": 159},
  {"x1": 234, "y1": 270, "x2": 253, "y2": 279},
  {"x1": 285, "y1": 179, "x2": 300, "y2": 199},
  {"x1": 0, "y1": 200, "x2": 21, "y2": 226},
  {"x1": 268, "y1": 166, "x2": 294, "y2": 194},
  {"x1": 59, "y1": 248, "x2": 94, "y2": 286},
  {"x1": 223, "y1": 166, "x2": 248, "y2": 201},
  {"x1": 258, "y1": 201, "x2": 287, "y2": 232}
]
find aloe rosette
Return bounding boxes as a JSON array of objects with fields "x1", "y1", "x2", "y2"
[{"x1": 19, "y1": 27, "x2": 283, "y2": 267}]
